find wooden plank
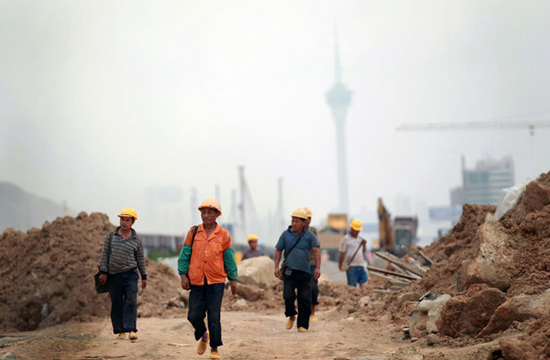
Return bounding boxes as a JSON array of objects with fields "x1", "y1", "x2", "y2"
[
  {"x1": 418, "y1": 250, "x2": 433, "y2": 266},
  {"x1": 401, "y1": 245, "x2": 428, "y2": 266},
  {"x1": 375, "y1": 251, "x2": 426, "y2": 277},
  {"x1": 367, "y1": 266, "x2": 418, "y2": 280},
  {"x1": 368, "y1": 270, "x2": 411, "y2": 284}
]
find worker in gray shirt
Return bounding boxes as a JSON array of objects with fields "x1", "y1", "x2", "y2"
[{"x1": 99, "y1": 206, "x2": 147, "y2": 341}]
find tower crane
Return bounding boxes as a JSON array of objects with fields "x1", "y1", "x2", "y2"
[{"x1": 396, "y1": 120, "x2": 550, "y2": 136}]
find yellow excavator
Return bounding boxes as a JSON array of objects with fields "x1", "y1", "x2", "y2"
[{"x1": 377, "y1": 198, "x2": 418, "y2": 257}]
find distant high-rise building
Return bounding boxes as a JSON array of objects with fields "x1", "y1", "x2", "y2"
[
  {"x1": 326, "y1": 35, "x2": 352, "y2": 214},
  {"x1": 462, "y1": 156, "x2": 515, "y2": 205},
  {"x1": 450, "y1": 186, "x2": 464, "y2": 206}
]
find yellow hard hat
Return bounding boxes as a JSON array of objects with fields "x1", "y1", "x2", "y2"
[
  {"x1": 351, "y1": 219, "x2": 363, "y2": 231},
  {"x1": 303, "y1": 207, "x2": 312, "y2": 218},
  {"x1": 118, "y1": 206, "x2": 137, "y2": 220},
  {"x1": 291, "y1": 208, "x2": 309, "y2": 220},
  {"x1": 247, "y1": 234, "x2": 258, "y2": 242},
  {"x1": 198, "y1": 198, "x2": 222, "y2": 215}
]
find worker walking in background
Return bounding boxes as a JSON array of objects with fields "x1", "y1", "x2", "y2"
[
  {"x1": 338, "y1": 219, "x2": 368, "y2": 287},
  {"x1": 274, "y1": 208, "x2": 321, "y2": 332},
  {"x1": 178, "y1": 198, "x2": 238, "y2": 360},
  {"x1": 98, "y1": 207, "x2": 147, "y2": 341},
  {"x1": 242, "y1": 233, "x2": 265, "y2": 260},
  {"x1": 303, "y1": 207, "x2": 320, "y2": 322}
]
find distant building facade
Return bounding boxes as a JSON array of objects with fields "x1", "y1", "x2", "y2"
[{"x1": 461, "y1": 156, "x2": 515, "y2": 206}]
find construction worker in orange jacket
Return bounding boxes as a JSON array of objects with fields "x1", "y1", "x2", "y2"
[{"x1": 178, "y1": 198, "x2": 238, "y2": 360}]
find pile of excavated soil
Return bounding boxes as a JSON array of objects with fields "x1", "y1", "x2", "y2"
[
  {"x1": 0, "y1": 212, "x2": 183, "y2": 332},
  {"x1": 390, "y1": 171, "x2": 550, "y2": 300},
  {"x1": 376, "y1": 171, "x2": 550, "y2": 359}
]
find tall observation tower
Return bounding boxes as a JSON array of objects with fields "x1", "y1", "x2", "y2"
[{"x1": 326, "y1": 36, "x2": 352, "y2": 214}]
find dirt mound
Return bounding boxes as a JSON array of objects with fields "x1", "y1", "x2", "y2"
[
  {"x1": 374, "y1": 171, "x2": 550, "y2": 358},
  {"x1": 0, "y1": 212, "x2": 182, "y2": 332},
  {"x1": 401, "y1": 171, "x2": 550, "y2": 299},
  {"x1": 415, "y1": 203, "x2": 497, "y2": 295}
]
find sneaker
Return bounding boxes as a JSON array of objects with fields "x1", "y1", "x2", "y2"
[
  {"x1": 285, "y1": 315, "x2": 296, "y2": 330},
  {"x1": 298, "y1": 327, "x2": 308, "y2": 332},
  {"x1": 210, "y1": 350, "x2": 220, "y2": 359},
  {"x1": 310, "y1": 315, "x2": 318, "y2": 322},
  {"x1": 129, "y1": 332, "x2": 138, "y2": 340},
  {"x1": 197, "y1": 332, "x2": 209, "y2": 355},
  {"x1": 116, "y1": 333, "x2": 125, "y2": 340}
]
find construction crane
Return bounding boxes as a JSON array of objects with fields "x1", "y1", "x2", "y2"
[{"x1": 396, "y1": 120, "x2": 550, "y2": 136}]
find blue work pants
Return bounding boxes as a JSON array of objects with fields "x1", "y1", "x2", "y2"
[
  {"x1": 108, "y1": 269, "x2": 139, "y2": 334},
  {"x1": 346, "y1": 266, "x2": 368, "y2": 287}
]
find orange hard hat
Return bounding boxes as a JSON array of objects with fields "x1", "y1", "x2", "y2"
[{"x1": 198, "y1": 198, "x2": 222, "y2": 215}]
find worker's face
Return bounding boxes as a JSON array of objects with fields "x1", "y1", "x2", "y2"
[
  {"x1": 200, "y1": 208, "x2": 220, "y2": 226},
  {"x1": 291, "y1": 217, "x2": 306, "y2": 233},
  {"x1": 119, "y1": 216, "x2": 135, "y2": 230},
  {"x1": 248, "y1": 240, "x2": 258, "y2": 251},
  {"x1": 350, "y1": 228, "x2": 360, "y2": 237}
]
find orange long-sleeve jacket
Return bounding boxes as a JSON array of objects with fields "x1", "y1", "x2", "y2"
[{"x1": 177, "y1": 223, "x2": 238, "y2": 286}]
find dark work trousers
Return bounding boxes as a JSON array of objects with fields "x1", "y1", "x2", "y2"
[
  {"x1": 187, "y1": 280, "x2": 225, "y2": 348},
  {"x1": 283, "y1": 269, "x2": 312, "y2": 329},
  {"x1": 108, "y1": 268, "x2": 139, "y2": 334},
  {"x1": 310, "y1": 265, "x2": 319, "y2": 306}
]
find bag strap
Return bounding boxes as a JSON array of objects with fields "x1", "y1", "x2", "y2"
[
  {"x1": 284, "y1": 230, "x2": 306, "y2": 259},
  {"x1": 99, "y1": 231, "x2": 114, "y2": 273},
  {"x1": 348, "y1": 237, "x2": 364, "y2": 263},
  {"x1": 107, "y1": 230, "x2": 114, "y2": 266}
]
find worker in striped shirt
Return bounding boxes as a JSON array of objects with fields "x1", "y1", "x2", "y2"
[{"x1": 99, "y1": 206, "x2": 147, "y2": 341}]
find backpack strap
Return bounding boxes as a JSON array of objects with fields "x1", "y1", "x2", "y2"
[{"x1": 191, "y1": 225, "x2": 198, "y2": 245}]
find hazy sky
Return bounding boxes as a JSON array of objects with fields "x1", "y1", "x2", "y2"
[{"x1": 2, "y1": 1, "x2": 550, "y2": 240}]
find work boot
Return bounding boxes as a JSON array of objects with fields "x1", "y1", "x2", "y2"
[
  {"x1": 129, "y1": 332, "x2": 138, "y2": 340},
  {"x1": 285, "y1": 315, "x2": 296, "y2": 330},
  {"x1": 298, "y1": 327, "x2": 308, "y2": 332},
  {"x1": 116, "y1": 333, "x2": 125, "y2": 340},
  {"x1": 210, "y1": 347, "x2": 220, "y2": 359},
  {"x1": 197, "y1": 331, "x2": 209, "y2": 355},
  {"x1": 310, "y1": 315, "x2": 318, "y2": 322}
]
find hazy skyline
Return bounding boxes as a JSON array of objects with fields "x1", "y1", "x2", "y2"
[{"x1": 2, "y1": 1, "x2": 550, "y2": 241}]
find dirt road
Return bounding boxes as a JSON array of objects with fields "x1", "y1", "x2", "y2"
[{"x1": 1, "y1": 309, "x2": 500, "y2": 360}]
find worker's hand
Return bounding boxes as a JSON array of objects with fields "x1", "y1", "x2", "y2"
[
  {"x1": 180, "y1": 275, "x2": 190, "y2": 290},
  {"x1": 274, "y1": 267, "x2": 281, "y2": 279},
  {"x1": 230, "y1": 280, "x2": 238, "y2": 297},
  {"x1": 314, "y1": 267, "x2": 321, "y2": 280},
  {"x1": 99, "y1": 273, "x2": 107, "y2": 284},
  {"x1": 141, "y1": 279, "x2": 147, "y2": 290}
]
